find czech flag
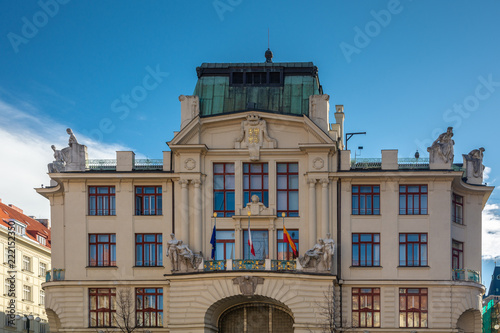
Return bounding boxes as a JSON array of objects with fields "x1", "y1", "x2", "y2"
[
  {"x1": 248, "y1": 225, "x2": 256, "y2": 257},
  {"x1": 283, "y1": 226, "x2": 298, "y2": 257}
]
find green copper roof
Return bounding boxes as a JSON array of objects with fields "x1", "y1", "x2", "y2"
[{"x1": 194, "y1": 62, "x2": 322, "y2": 117}]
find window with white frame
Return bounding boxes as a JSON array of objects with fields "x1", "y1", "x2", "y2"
[
  {"x1": 23, "y1": 285, "x2": 32, "y2": 301},
  {"x1": 4, "y1": 278, "x2": 9, "y2": 296},
  {"x1": 3, "y1": 247, "x2": 8, "y2": 263},
  {"x1": 39, "y1": 290, "x2": 45, "y2": 306},
  {"x1": 39, "y1": 262, "x2": 47, "y2": 277},
  {"x1": 37, "y1": 235, "x2": 47, "y2": 246},
  {"x1": 22, "y1": 256, "x2": 32, "y2": 272}
]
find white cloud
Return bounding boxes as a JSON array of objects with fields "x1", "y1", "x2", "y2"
[
  {"x1": 0, "y1": 98, "x2": 132, "y2": 219},
  {"x1": 482, "y1": 203, "x2": 500, "y2": 260},
  {"x1": 484, "y1": 166, "x2": 491, "y2": 181}
]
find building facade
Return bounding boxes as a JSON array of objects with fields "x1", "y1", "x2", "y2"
[
  {"x1": 38, "y1": 56, "x2": 492, "y2": 332},
  {"x1": 0, "y1": 200, "x2": 51, "y2": 333}
]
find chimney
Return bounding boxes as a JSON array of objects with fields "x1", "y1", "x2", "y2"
[
  {"x1": 8, "y1": 204, "x2": 23, "y2": 214},
  {"x1": 36, "y1": 219, "x2": 49, "y2": 227}
]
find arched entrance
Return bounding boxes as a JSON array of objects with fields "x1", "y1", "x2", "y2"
[
  {"x1": 456, "y1": 309, "x2": 481, "y2": 333},
  {"x1": 218, "y1": 302, "x2": 293, "y2": 333}
]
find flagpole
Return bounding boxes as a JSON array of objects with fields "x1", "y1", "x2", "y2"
[
  {"x1": 213, "y1": 212, "x2": 217, "y2": 260},
  {"x1": 247, "y1": 210, "x2": 251, "y2": 259},
  {"x1": 282, "y1": 212, "x2": 286, "y2": 259}
]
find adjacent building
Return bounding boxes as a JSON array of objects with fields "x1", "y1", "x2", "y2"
[
  {"x1": 37, "y1": 53, "x2": 493, "y2": 332},
  {"x1": 483, "y1": 266, "x2": 500, "y2": 332},
  {"x1": 0, "y1": 199, "x2": 51, "y2": 333}
]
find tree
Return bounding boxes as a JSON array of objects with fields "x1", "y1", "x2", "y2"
[
  {"x1": 314, "y1": 284, "x2": 352, "y2": 333},
  {"x1": 97, "y1": 288, "x2": 145, "y2": 333}
]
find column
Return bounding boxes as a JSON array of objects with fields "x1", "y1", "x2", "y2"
[
  {"x1": 192, "y1": 180, "x2": 202, "y2": 252},
  {"x1": 321, "y1": 178, "x2": 329, "y2": 238},
  {"x1": 179, "y1": 180, "x2": 189, "y2": 242},
  {"x1": 308, "y1": 178, "x2": 317, "y2": 247}
]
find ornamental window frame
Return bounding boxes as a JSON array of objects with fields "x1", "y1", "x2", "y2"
[
  {"x1": 135, "y1": 234, "x2": 163, "y2": 267},
  {"x1": 89, "y1": 234, "x2": 117, "y2": 267},
  {"x1": 88, "y1": 186, "x2": 116, "y2": 216},
  {"x1": 243, "y1": 163, "x2": 268, "y2": 207},
  {"x1": 89, "y1": 288, "x2": 116, "y2": 328},
  {"x1": 22, "y1": 255, "x2": 32, "y2": 272},
  {"x1": 23, "y1": 285, "x2": 32, "y2": 301},
  {"x1": 399, "y1": 185, "x2": 428, "y2": 215},
  {"x1": 135, "y1": 186, "x2": 162, "y2": 216},
  {"x1": 277, "y1": 162, "x2": 299, "y2": 217},
  {"x1": 136, "y1": 288, "x2": 163, "y2": 327},
  {"x1": 399, "y1": 288, "x2": 428, "y2": 328},
  {"x1": 213, "y1": 163, "x2": 235, "y2": 217},
  {"x1": 399, "y1": 233, "x2": 428, "y2": 267},
  {"x1": 352, "y1": 233, "x2": 380, "y2": 267},
  {"x1": 351, "y1": 287, "x2": 381, "y2": 328},
  {"x1": 352, "y1": 185, "x2": 380, "y2": 215}
]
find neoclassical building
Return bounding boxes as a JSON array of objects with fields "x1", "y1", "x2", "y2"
[{"x1": 37, "y1": 54, "x2": 493, "y2": 332}]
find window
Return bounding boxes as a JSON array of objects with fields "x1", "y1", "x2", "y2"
[
  {"x1": 89, "y1": 234, "x2": 116, "y2": 267},
  {"x1": 39, "y1": 290, "x2": 45, "y2": 306},
  {"x1": 352, "y1": 234, "x2": 380, "y2": 267},
  {"x1": 399, "y1": 234, "x2": 427, "y2": 267},
  {"x1": 135, "y1": 186, "x2": 162, "y2": 215},
  {"x1": 214, "y1": 163, "x2": 235, "y2": 217},
  {"x1": 89, "y1": 186, "x2": 116, "y2": 216},
  {"x1": 277, "y1": 163, "x2": 299, "y2": 217},
  {"x1": 243, "y1": 230, "x2": 268, "y2": 260},
  {"x1": 3, "y1": 247, "x2": 8, "y2": 263},
  {"x1": 135, "y1": 234, "x2": 163, "y2": 267},
  {"x1": 231, "y1": 71, "x2": 282, "y2": 86},
  {"x1": 399, "y1": 185, "x2": 427, "y2": 215},
  {"x1": 136, "y1": 288, "x2": 163, "y2": 327},
  {"x1": 452, "y1": 193, "x2": 463, "y2": 224},
  {"x1": 399, "y1": 288, "x2": 428, "y2": 328},
  {"x1": 352, "y1": 288, "x2": 380, "y2": 327},
  {"x1": 39, "y1": 262, "x2": 47, "y2": 277},
  {"x1": 352, "y1": 185, "x2": 380, "y2": 215},
  {"x1": 89, "y1": 288, "x2": 116, "y2": 327},
  {"x1": 243, "y1": 163, "x2": 268, "y2": 206},
  {"x1": 4, "y1": 278, "x2": 9, "y2": 296},
  {"x1": 214, "y1": 230, "x2": 235, "y2": 260},
  {"x1": 23, "y1": 285, "x2": 32, "y2": 301},
  {"x1": 37, "y1": 235, "x2": 47, "y2": 246},
  {"x1": 22, "y1": 256, "x2": 32, "y2": 272},
  {"x1": 277, "y1": 229, "x2": 299, "y2": 260},
  {"x1": 452, "y1": 240, "x2": 463, "y2": 270}
]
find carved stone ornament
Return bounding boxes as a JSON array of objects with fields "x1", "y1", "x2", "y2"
[
  {"x1": 299, "y1": 236, "x2": 336, "y2": 273},
  {"x1": 312, "y1": 157, "x2": 325, "y2": 170},
  {"x1": 48, "y1": 128, "x2": 88, "y2": 172},
  {"x1": 233, "y1": 275, "x2": 264, "y2": 296},
  {"x1": 427, "y1": 127, "x2": 454, "y2": 166},
  {"x1": 166, "y1": 233, "x2": 203, "y2": 273},
  {"x1": 463, "y1": 147, "x2": 485, "y2": 185},
  {"x1": 184, "y1": 158, "x2": 196, "y2": 170},
  {"x1": 234, "y1": 113, "x2": 277, "y2": 161}
]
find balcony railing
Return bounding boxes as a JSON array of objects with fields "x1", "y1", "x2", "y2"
[
  {"x1": 133, "y1": 159, "x2": 163, "y2": 170},
  {"x1": 46, "y1": 268, "x2": 65, "y2": 282},
  {"x1": 351, "y1": 158, "x2": 431, "y2": 170},
  {"x1": 453, "y1": 268, "x2": 480, "y2": 283},
  {"x1": 204, "y1": 259, "x2": 296, "y2": 272},
  {"x1": 86, "y1": 159, "x2": 116, "y2": 170},
  {"x1": 86, "y1": 159, "x2": 163, "y2": 171}
]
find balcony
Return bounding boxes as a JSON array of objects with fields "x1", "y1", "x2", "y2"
[
  {"x1": 86, "y1": 159, "x2": 163, "y2": 171},
  {"x1": 45, "y1": 268, "x2": 65, "y2": 282},
  {"x1": 453, "y1": 268, "x2": 480, "y2": 283},
  {"x1": 203, "y1": 259, "x2": 298, "y2": 272}
]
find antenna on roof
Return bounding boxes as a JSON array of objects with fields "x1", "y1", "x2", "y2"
[{"x1": 265, "y1": 28, "x2": 273, "y2": 63}]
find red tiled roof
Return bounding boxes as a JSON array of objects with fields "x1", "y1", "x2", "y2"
[{"x1": 0, "y1": 200, "x2": 51, "y2": 249}]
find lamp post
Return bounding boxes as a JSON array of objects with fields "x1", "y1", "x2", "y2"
[{"x1": 15, "y1": 314, "x2": 41, "y2": 332}]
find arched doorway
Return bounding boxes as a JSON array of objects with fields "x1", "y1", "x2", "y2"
[
  {"x1": 456, "y1": 309, "x2": 481, "y2": 333},
  {"x1": 218, "y1": 302, "x2": 294, "y2": 333}
]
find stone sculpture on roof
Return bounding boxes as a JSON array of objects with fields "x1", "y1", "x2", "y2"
[
  {"x1": 463, "y1": 147, "x2": 486, "y2": 185},
  {"x1": 427, "y1": 127, "x2": 454, "y2": 168},
  {"x1": 47, "y1": 128, "x2": 88, "y2": 173}
]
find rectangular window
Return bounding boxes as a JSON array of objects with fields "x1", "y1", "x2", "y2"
[
  {"x1": 243, "y1": 230, "x2": 269, "y2": 260},
  {"x1": 89, "y1": 288, "x2": 116, "y2": 327},
  {"x1": 352, "y1": 288, "x2": 381, "y2": 327},
  {"x1": 399, "y1": 288, "x2": 428, "y2": 328},
  {"x1": 39, "y1": 290, "x2": 45, "y2": 306},
  {"x1": 277, "y1": 229, "x2": 299, "y2": 260},
  {"x1": 452, "y1": 193, "x2": 463, "y2": 224},
  {"x1": 89, "y1": 234, "x2": 117, "y2": 267},
  {"x1": 136, "y1": 288, "x2": 163, "y2": 327},
  {"x1": 89, "y1": 186, "x2": 116, "y2": 216},
  {"x1": 4, "y1": 247, "x2": 8, "y2": 263},
  {"x1": 214, "y1": 163, "x2": 235, "y2": 217},
  {"x1": 277, "y1": 163, "x2": 299, "y2": 217},
  {"x1": 215, "y1": 230, "x2": 235, "y2": 260},
  {"x1": 23, "y1": 285, "x2": 32, "y2": 301},
  {"x1": 39, "y1": 263, "x2": 47, "y2": 277},
  {"x1": 135, "y1": 186, "x2": 162, "y2": 215},
  {"x1": 23, "y1": 256, "x2": 31, "y2": 272},
  {"x1": 37, "y1": 235, "x2": 47, "y2": 246},
  {"x1": 399, "y1": 234, "x2": 428, "y2": 266},
  {"x1": 135, "y1": 234, "x2": 163, "y2": 267},
  {"x1": 399, "y1": 185, "x2": 427, "y2": 215},
  {"x1": 352, "y1": 185, "x2": 380, "y2": 215},
  {"x1": 352, "y1": 234, "x2": 380, "y2": 267},
  {"x1": 243, "y1": 163, "x2": 268, "y2": 206},
  {"x1": 452, "y1": 240, "x2": 463, "y2": 270}
]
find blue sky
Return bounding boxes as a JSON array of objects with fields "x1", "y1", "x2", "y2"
[{"x1": 1, "y1": 0, "x2": 499, "y2": 289}]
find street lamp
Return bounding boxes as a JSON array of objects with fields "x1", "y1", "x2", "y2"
[{"x1": 15, "y1": 314, "x2": 41, "y2": 332}]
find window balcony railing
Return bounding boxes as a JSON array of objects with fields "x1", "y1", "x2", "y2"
[
  {"x1": 46, "y1": 268, "x2": 65, "y2": 282},
  {"x1": 86, "y1": 159, "x2": 163, "y2": 171},
  {"x1": 203, "y1": 259, "x2": 296, "y2": 272},
  {"x1": 453, "y1": 268, "x2": 480, "y2": 283},
  {"x1": 86, "y1": 159, "x2": 117, "y2": 170},
  {"x1": 133, "y1": 159, "x2": 163, "y2": 170}
]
